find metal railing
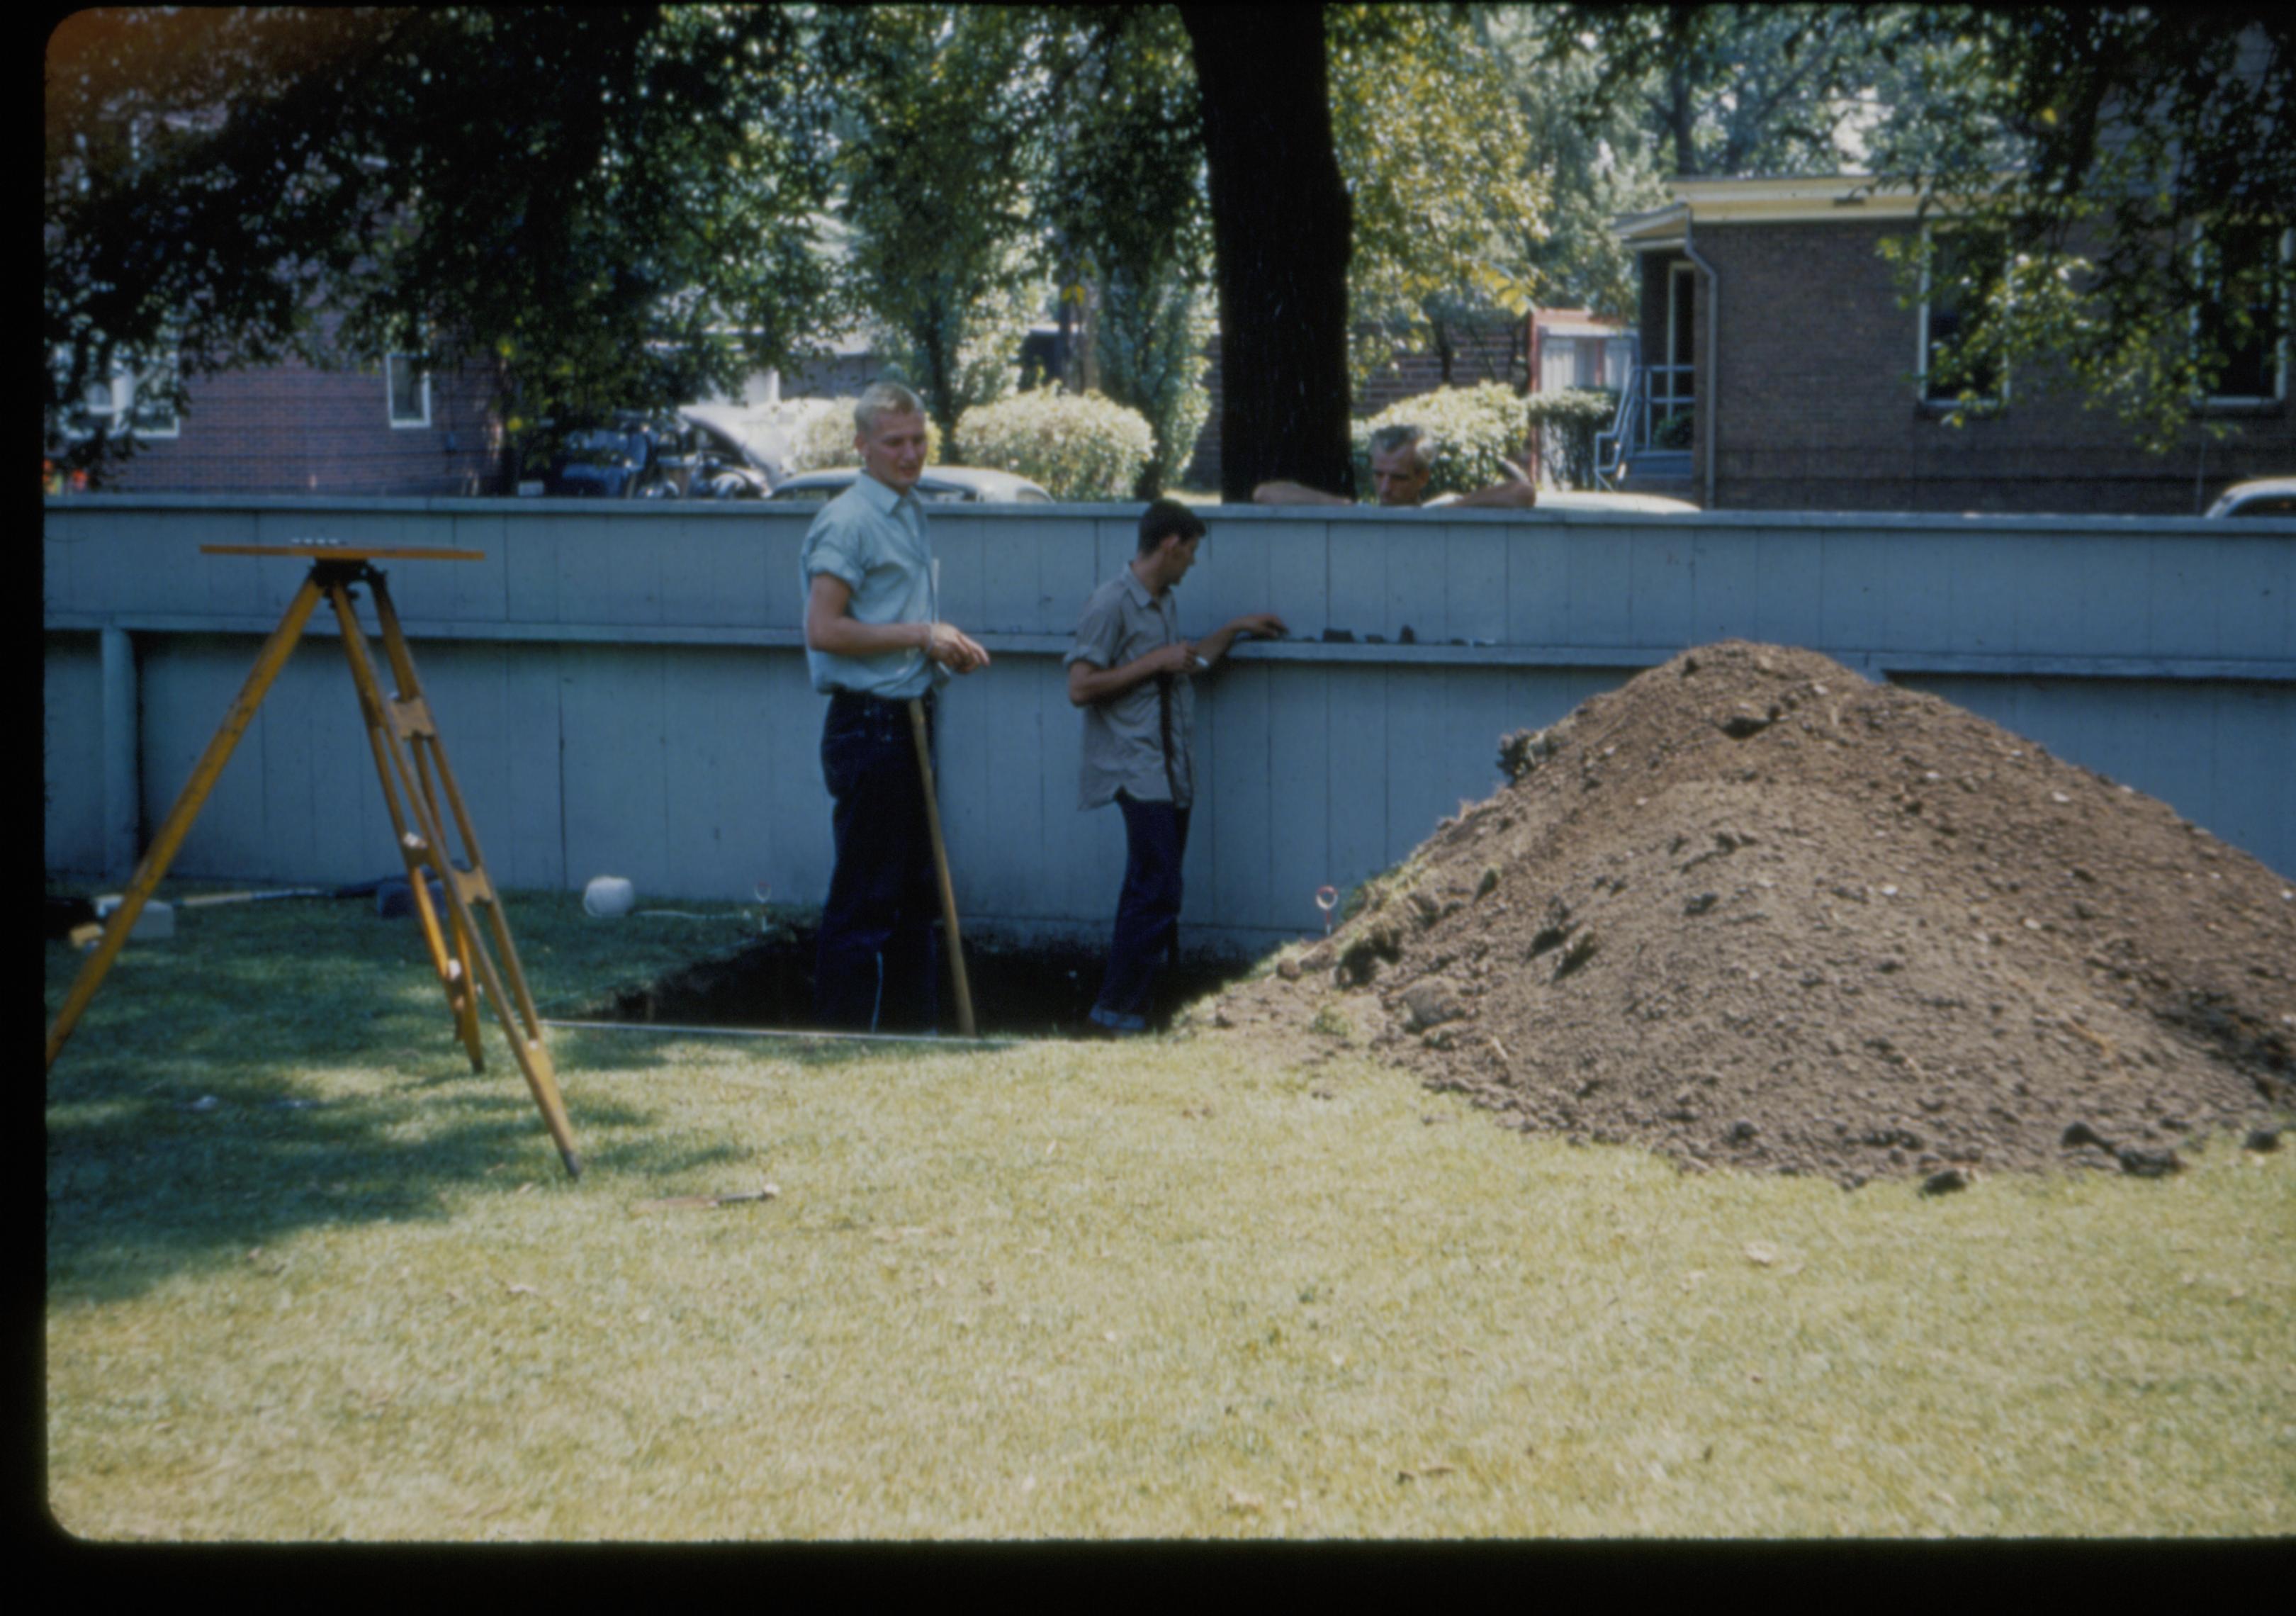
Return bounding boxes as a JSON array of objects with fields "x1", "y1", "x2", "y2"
[{"x1": 1595, "y1": 364, "x2": 1695, "y2": 488}]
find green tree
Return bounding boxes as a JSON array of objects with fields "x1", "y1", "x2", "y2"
[
  {"x1": 1552, "y1": 4, "x2": 1910, "y2": 179},
  {"x1": 1025, "y1": 6, "x2": 1213, "y2": 493},
  {"x1": 1094, "y1": 265, "x2": 1215, "y2": 496},
  {"x1": 1544, "y1": 4, "x2": 2295, "y2": 452},
  {"x1": 834, "y1": 5, "x2": 1049, "y2": 447},
  {"x1": 45, "y1": 7, "x2": 845, "y2": 481},
  {"x1": 1867, "y1": 6, "x2": 2295, "y2": 450},
  {"x1": 1476, "y1": 6, "x2": 1672, "y2": 321},
  {"x1": 1327, "y1": 5, "x2": 1547, "y2": 389}
]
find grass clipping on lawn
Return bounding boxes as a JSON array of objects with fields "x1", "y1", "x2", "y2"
[{"x1": 45, "y1": 887, "x2": 2296, "y2": 1539}]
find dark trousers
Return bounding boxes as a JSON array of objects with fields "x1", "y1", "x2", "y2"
[
  {"x1": 1091, "y1": 791, "x2": 1190, "y2": 1032},
  {"x1": 816, "y1": 690, "x2": 941, "y2": 1033}
]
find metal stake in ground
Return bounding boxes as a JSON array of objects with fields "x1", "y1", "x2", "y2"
[{"x1": 906, "y1": 697, "x2": 977, "y2": 1039}]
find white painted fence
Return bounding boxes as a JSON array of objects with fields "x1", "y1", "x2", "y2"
[{"x1": 43, "y1": 495, "x2": 2295, "y2": 954}]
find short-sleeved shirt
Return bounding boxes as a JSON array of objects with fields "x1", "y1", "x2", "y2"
[
  {"x1": 1065, "y1": 566, "x2": 1195, "y2": 809},
  {"x1": 798, "y1": 471, "x2": 942, "y2": 699}
]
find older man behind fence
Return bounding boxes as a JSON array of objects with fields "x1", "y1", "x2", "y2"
[
  {"x1": 799, "y1": 381, "x2": 990, "y2": 1033},
  {"x1": 1251, "y1": 422, "x2": 1539, "y2": 509}
]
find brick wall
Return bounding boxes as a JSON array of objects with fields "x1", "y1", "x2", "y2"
[
  {"x1": 1650, "y1": 220, "x2": 2296, "y2": 515},
  {"x1": 100, "y1": 349, "x2": 504, "y2": 497}
]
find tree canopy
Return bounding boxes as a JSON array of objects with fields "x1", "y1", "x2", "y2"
[
  {"x1": 50, "y1": 4, "x2": 2287, "y2": 490},
  {"x1": 1546, "y1": 3, "x2": 2295, "y2": 450},
  {"x1": 46, "y1": 6, "x2": 844, "y2": 472},
  {"x1": 1869, "y1": 6, "x2": 2295, "y2": 449}
]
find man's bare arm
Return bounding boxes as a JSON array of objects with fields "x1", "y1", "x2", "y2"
[
  {"x1": 1251, "y1": 480, "x2": 1353, "y2": 506},
  {"x1": 1066, "y1": 641, "x2": 1196, "y2": 707},
  {"x1": 1448, "y1": 482, "x2": 1539, "y2": 508},
  {"x1": 1192, "y1": 612, "x2": 1289, "y2": 666},
  {"x1": 804, "y1": 573, "x2": 989, "y2": 672}
]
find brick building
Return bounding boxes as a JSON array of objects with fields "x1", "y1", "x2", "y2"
[
  {"x1": 1613, "y1": 175, "x2": 2295, "y2": 514},
  {"x1": 62, "y1": 315, "x2": 507, "y2": 498}
]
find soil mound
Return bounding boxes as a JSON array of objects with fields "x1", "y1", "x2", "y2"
[{"x1": 1210, "y1": 641, "x2": 2295, "y2": 1185}]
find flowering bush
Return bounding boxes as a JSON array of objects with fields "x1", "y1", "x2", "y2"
[
  {"x1": 956, "y1": 389, "x2": 1153, "y2": 501},
  {"x1": 1349, "y1": 382, "x2": 1527, "y2": 499}
]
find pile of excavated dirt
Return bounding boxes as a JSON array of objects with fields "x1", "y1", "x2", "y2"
[{"x1": 1207, "y1": 641, "x2": 2295, "y2": 1186}]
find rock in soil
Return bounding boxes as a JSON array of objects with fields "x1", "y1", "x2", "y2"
[{"x1": 1216, "y1": 641, "x2": 2296, "y2": 1186}]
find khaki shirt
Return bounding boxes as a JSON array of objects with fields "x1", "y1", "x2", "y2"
[
  {"x1": 798, "y1": 471, "x2": 942, "y2": 699},
  {"x1": 1066, "y1": 567, "x2": 1195, "y2": 809}
]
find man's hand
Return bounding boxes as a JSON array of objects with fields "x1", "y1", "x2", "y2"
[
  {"x1": 1142, "y1": 640, "x2": 1197, "y2": 675},
  {"x1": 805, "y1": 575, "x2": 991, "y2": 673},
  {"x1": 1192, "y1": 612, "x2": 1288, "y2": 667},
  {"x1": 925, "y1": 619, "x2": 991, "y2": 674}
]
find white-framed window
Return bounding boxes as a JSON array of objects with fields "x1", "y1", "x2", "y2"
[
  {"x1": 1917, "y1": 223, "x2": 2008, "y2": 410},
  {"x1": 2194, "y1": 223, "x2": 2291, "y2": 408},
  {"x1": 52, "y1": 344, "x2": 180, "y2": 440},
  {"x1": 386, "y1": 354, "x2": 431, "y2": 428}
]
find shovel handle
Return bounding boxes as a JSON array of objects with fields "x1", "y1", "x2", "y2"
[{"x1": 907, "y1": 699, "x2": 977, "y2": 1039}]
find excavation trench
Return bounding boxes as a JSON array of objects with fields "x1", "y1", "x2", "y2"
[{"x1": 580, "y1": 923, "x2": 1249, "y2": 1039}]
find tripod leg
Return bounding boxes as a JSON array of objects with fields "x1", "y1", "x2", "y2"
[
  {"x1": 366, "y1": 578, "x2": 550, "y2": 1042},
  {"x1": 327, "y1": 581, "x2": 486, "y2": 1070},
  {"x1": 47, "y1": 576, "x2": 326, "y2": 1070},
  {"x1": 364, "y1": 572, "x2": 582, "y2": 1177}
]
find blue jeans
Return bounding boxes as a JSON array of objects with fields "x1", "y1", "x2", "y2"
[
  {"x1": 816, "y1": 690, "x2": 941, "y2": 1033},
  {"x1": 1091, "y1": 791, "x2": 1190, "y2": 1033}
]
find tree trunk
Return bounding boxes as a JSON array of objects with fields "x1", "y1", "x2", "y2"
[{"x1": 1179, "y1": 5, "x2": 1355, "y2": 502}]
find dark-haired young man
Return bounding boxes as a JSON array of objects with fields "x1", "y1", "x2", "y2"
[{"x1": 1065, "y1": 500, "x2": 1287, "y2": 1033}]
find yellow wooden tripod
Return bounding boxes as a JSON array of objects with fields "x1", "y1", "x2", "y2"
[{"x1": 44, "y1": 544, "x2": 582, "y2": 1178}]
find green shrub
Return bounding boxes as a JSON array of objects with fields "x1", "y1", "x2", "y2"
[
  {"x1": 956, "y1": 389, "x2": 1153, "y2": 500},
  {"x1": 788, "y1": 398, "x2": 944, "y2": 473},
  {"x1": 1350, "y1": 382, "x2": 1526, "y2": 500},
  {"x1": 1524, "y1": 387, "x2": 1619, "y2": 490}
]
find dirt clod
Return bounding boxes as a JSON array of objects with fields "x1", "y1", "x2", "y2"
[{"x1": 1214, "y1": 641, "x2": 2296, "y2": 1186}]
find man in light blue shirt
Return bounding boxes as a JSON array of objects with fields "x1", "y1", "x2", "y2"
[{"x1": 800, "y1": 382, "x2": 989, "y2": 1031}]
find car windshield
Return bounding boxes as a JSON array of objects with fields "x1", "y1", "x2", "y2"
[{"x1": 2224, "y1": 493, "x2": 2296, "y2": 517}]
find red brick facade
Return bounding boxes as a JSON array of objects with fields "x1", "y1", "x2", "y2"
[
  {"x1": 1643, "y1": 219, "x2": 2295, "y2": 515},
  {"x1": 91, "y1": 348, "x2": 506, "y2": 498}
]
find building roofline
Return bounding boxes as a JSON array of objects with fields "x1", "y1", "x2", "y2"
[{"x1": 1615, "y1": 172, "x2": 2013, "y2": 239}]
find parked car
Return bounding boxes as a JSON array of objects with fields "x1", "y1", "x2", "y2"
[
  {"x1": 670, "y1": 404, "x2": 799, "y2": 498},
  {"x1": 767, "y1": 466, "x2": 1054, "y2": 504},
  {"x1": 2202, "y1": 476, "x2": 2296, "y2": 518},
  {"x1": 532, "y1": 415, "x2": 686, "y2": 498},
  {"x1": 674, "y1": 410, "x2": 776, "y2": 500}
]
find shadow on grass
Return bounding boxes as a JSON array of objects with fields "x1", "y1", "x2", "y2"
[{"x1": 40, "y1": 893, "x2": 889, "y2": 1306}]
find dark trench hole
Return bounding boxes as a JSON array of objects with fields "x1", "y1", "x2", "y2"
[{"x1": 578, "y1": 921, "x2": 1251, "y2": 1039}]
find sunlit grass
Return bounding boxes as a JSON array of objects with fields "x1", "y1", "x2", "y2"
[{"x1": 44, "y1": 887, "x2": 2296, "y2": 1539}]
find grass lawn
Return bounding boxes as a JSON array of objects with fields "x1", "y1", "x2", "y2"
[{"x1": 43, "y1": 886, "x2": 2295, "y2": 1539}]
